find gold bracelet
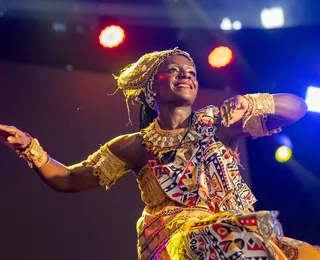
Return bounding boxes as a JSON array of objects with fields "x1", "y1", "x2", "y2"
[
  {"x1": 244, "y1": 93, "x2": 275, "y2": 116},
  {"x1": 243, "y1": 93, "x2": 275, "y2": 128},
  {"x1": 16, "y1": 137, "x2": 50, "y2": 168},
  {"x1": 242, "y1": 93, "x2": 282, "y2": 138}
]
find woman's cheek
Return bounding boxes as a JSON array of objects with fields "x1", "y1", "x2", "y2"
[{"x1": 157, "y1": 74, "x2": 165, "y2": 81}]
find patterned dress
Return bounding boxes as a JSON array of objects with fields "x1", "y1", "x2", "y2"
[{"x1": 85, "y1": 106, "x2": 320, "y2": 260}]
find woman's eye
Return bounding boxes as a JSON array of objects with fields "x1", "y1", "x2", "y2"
[
  {"x1": 167, "y1": 68, "x2": 178, "y2": 73},
  {"x1": 189, "y1": 71, "x2": 196, "y2": 76}
]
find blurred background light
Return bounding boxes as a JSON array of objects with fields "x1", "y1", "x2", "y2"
[
  {"x1": 220, "y1": 17, "x2": 233, "y2": 31},
  {"x1": 260, "y1": 7, "x2": 285, "y2": 29},
  {"x1": 99, "y1": 25, "x2": 125, "y2": 48},
  {"x1": 220, "y1": 18, "x2": 242, "y2": 31},
  {"x1": 232, "y1": 20, "x2": 242, "y2": 30},
  {"x1": 275, "y1": 145, "x2": 292, "y2": 163},
  {"x1": 305, "y1": 86, "x2": 320, "y2": 113},
  {"x1": 52, "y1": 22, "x2": 67, "y2": 32},
  {"x1": 208, "y1": 46, "x2": 233, "y2": 68}
]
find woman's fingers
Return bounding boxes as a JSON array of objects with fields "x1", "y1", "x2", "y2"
[
  {"x1": 235, "y1": 96, "x2": 249, "y2": 110},
  {"x1": 220, "y1": 104, "x2": 227, "y2": 126},
  {"x1": 229, "y1": 97, "x2": 241, "y2": 124},
  {"x1": 7, "y1": 135, "x2": 18, "y2": 144},
  {"x1": 0, "y1": 124, "x2": 31, "y2": 149},
  {"x1": 222, "y1": 98, "x2": 237, "y2": 126},
  {"x1": 222, "y1": 104, "x2": 228, "y2": 126},
  {"x1": 220, "y1": 103, "x2": 233, "y2": 127},
  {"x1": 0, "y1": 124, "x2": 18, "y2": 134},
  {"x1": 0, "y1": 125, "x2": 16, "y2": 143},
  {"x1": 221, "y1": 96, "x2": 248, "y2": 125}
]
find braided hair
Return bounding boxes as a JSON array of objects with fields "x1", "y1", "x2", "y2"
[{"x1": 139, "y1": 92, "x2": 157, "y2": 130}]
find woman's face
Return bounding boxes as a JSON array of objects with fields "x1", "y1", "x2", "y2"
[{"x1": 153, "y1": 54, "x2": 198, "y2": 108}]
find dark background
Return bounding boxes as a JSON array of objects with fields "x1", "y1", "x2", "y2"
[{"x1": 1, "y1": 0, "x2": 320, "y2": 259}]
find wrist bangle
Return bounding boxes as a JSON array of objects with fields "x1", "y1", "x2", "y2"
[
  {"x1": 16, "y1": 136, "x2": 50, "y2": 168},
  {"x1": 244, "y1": 93, "x2": 275, "y2": 116},
  {"x1": 243, "y1": 93, "x2": 275, "y2": 128}
]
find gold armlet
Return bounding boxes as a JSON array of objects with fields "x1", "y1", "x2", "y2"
[
  {"x1": 16, "y1": 137, "x2": 50, "y2": 168},
  {"x1": 243, "y1": 93, "x2": 275, "y2": 128},
  {"x1": 82, "y1": 144, "x2": 129, "y2": 190},
  {"x1": 242, "y1": 94, "x2": 281, "y2": 139},
  {"x1": 244, "y1": 93, "x2": 275, "y2": 117}
]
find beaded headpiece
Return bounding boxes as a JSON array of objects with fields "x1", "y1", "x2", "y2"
[{"x1": 113, "y1": 47, "x2": 194, "y2": 124}]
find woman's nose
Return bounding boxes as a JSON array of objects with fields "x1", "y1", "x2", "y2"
[{"x1": 177, "y1": 70, "x2": 190, "y2": 79}]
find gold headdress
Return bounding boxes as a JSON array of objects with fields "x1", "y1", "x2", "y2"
[{"x1": 113, "y1": 47, "x2": 194, "y2": 124}]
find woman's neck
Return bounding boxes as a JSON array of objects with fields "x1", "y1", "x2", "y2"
[{"x1": 156, "y1": 105, "x2": 193, "y2": 130}]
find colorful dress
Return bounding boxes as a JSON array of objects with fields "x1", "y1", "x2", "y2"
[{"x1": 85, "y1": 106, "x2": 320, "y2": 260}]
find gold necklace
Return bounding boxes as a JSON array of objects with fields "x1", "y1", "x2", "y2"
[{"x1": 141, "y1": 114, "x2": 200, "y2": 156}]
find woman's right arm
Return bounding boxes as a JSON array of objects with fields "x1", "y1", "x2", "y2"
[{"x1": 0, "y1": 124, "x2": 139, "y2": 193}]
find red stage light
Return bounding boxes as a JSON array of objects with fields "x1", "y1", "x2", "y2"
[
  {"x1": 99, "y1": 25, "x2": 125, "y2": 48},
  {"x1": 208, "y1": 46, "x2": 233, "y2": 68}
]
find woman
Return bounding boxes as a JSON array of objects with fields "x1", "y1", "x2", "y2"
[{"x1": 0, "y1": 48, "x2": 319, "y2": 259}]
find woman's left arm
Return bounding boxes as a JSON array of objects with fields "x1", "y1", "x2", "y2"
[
  {"x1": 215, "y1": 93, "x2": 308, "y2": 150},
  {"x1": 267, "y1": 93, "x2": 308, "y2": 128}
]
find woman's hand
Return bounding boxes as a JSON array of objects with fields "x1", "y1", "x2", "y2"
[
  {"x1": 0, "y1": 124, "x2": 32, "y2": 150},
  {"x1": 220, "y1": 95, "x2": 249, "y2": 127}
]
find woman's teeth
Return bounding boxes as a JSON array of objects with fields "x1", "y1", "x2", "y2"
[{"x1": 177, "y1": 84, "x2": 191, "y2": 88}]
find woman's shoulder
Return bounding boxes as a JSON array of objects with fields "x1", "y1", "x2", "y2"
[
  {"x1": 108, "y1": 132, "x2": 145, "y2": 169},
  {"x1": 108, "y1": 132, "x2": 143, "y2": 155}
]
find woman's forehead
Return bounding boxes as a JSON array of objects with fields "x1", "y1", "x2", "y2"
[{"x1": 160, "y1": 54, "x2": 195, "y2": 68}]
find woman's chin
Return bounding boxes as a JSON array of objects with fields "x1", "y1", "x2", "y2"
[
  {"x1": 175, "y1": 92, "x2": 196, "y2": 104},
  {"x1": 172, "y1": 96, "x2": 195, "y2": 107}
]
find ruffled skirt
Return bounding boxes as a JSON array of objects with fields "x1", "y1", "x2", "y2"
[{"x1": 137, "y1": 205, "x2": 320, "y2": 260}]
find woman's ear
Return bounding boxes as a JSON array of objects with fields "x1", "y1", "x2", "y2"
[{"x1": 152, "y1": 90, "x2": 157, "y2": 97}]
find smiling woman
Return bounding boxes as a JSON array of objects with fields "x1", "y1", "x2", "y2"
[
  {"x1": 153, "y1": 55, "x2": 198, "y2": 129},
  {"x1": 1, "y1": 48, "x2": 319, "y2": 260}
]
